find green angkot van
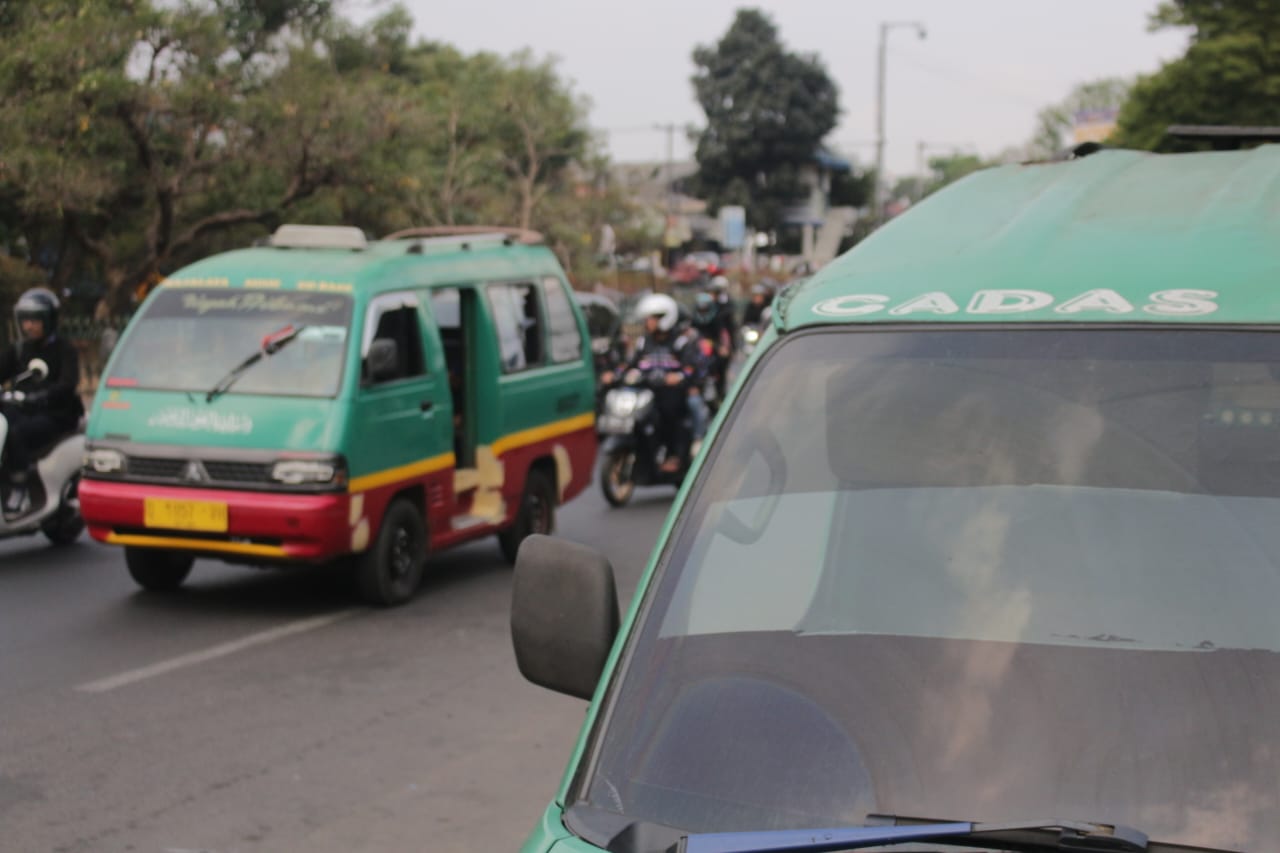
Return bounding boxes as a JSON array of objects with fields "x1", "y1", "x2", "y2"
[
  {"x1": 80, "y1": 225, "x2": 597, "y2": 606},
  {"x1": 510, "y1": 145, "x2": 1280, "y2": 853}
]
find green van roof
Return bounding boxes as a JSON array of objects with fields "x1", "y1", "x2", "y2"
[
  {"x1": 160, "y1": 235, "x2": 564, "y2": 295},
  {"x1": 782, "y1": 145, "x2": 1280, "y2": 329}
]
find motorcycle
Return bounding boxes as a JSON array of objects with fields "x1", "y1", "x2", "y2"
[
  {"x1": 597, "y1": 367, "x2": 695, "y2": 507},
  {"x1": 0, "y1": 358, "x2": 86, "y2": 545}
]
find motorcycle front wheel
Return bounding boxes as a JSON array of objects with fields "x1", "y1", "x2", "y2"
[{"x1": 600, "y1": 449, "x2": 637, "y2": 507}]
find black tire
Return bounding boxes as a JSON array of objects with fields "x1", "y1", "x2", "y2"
[
  {"x1": 498, "y1": 468, "x2": 556, "y2": 564},
  {"x1": 125, "y1": 547, "x2": 195, "y2": 592},
  {"x1": 600, "y1": 449, "x2": 635, "y2": 508},
  {"x1": 41, "y1": 473, "x2": 84, "y2": 546},
  {"x1": 357, "y1": 498, "x2": 427, "y2": 607}
]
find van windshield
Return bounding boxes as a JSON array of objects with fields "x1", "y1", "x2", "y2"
[
  {"x1": 107, "y1": 288, "x2": 353, "y2": 398},
  {"x1": 577, "y1": 328, "x2": 1280, "y2": 853}
]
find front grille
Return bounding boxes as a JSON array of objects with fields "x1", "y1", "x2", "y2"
[
  {"x1": 128, "y1": 457, "x2": 187, "y2": 479},
  {"x1": 124, "y1": 455, "x2": 272, "y2": 485},
  {"x1": 203, "y1": 461, "x2": 273, "y2": 484}
]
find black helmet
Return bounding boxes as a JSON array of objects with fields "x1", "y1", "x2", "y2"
[{"x1": 14, "y1": 287, "x2": 59, "y2": 338}]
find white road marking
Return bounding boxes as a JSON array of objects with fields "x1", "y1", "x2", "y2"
[{"x1": 75, "y1": 610, "x2": 358, "y2": 694}]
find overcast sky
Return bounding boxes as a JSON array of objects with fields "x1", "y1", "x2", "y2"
[{"x1": 342, "y1": 1, "x2": 1189, "y2": 178}]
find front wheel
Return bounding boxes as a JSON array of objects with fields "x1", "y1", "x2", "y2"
[
  {"x1": 357, "y1": 498, "x2": 428, "y2": 607},
  {"x1": 41, "y1": 473, "x2": 84, "y2": 546},
  {"x1": 125, "y1": 547, "x2": 195, "y2": 592},
  {"x1": 498, "y1": 468, "x2": 556, "y2": 564},
  {"x1": 601, "y1": 449, "x2": 636, "y2": 508}
]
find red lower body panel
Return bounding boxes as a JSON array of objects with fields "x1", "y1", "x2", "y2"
[{"x1": 80, "y1": 478, "x2": 353, "y2": 562}]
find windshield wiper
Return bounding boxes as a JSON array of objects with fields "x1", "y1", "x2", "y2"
[
  {"x1": 205, "y1": 324, "x2": 305, "y2": 403},
  {"x1": 678, "y1": 814, "x2": 1243, "y2": 853}
]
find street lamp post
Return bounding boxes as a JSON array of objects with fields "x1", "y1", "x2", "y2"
[{"x1": 875, "y1": 20, "x2": 927, "y2": 225}]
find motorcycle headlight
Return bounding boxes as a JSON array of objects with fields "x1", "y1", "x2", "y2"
[
  {"x1": 85, "y1": 448, "x2": 126, "y2": 474},
  {"x1": 633, "y1": 388, "x2": 655, "y2": 412},
  {"x1": 606, "y1": 388, "x2": 640, "y2": 416},
  {"x1": 743, "y1": 328, "x2": 760, "y2": 344},
  {"x1": 271, "y1": 457, "x2": 346, "y2": 486}
]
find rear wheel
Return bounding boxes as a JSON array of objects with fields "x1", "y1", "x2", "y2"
[
  {"x1": 600, "y1": 449, "x2": 636, "y2": 508},
  {"x1": 498, "y1": 468, "x2": 556, "y2": 564},
  {"x1": 125, "y1": 547, "x2": 195, "y2": 592},
  {"x1": 357, "y1": 498, "x2": 427, "y2": 607}
]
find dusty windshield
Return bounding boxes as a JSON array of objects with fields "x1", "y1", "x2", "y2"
[
  {"x1": 578, "y1": 328, "x2": 1280, "y2": 852},
  {"x1": 108, "y1": 288, "x2": 353, "y2": 397}
]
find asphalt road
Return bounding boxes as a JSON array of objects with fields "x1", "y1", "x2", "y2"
[{"x1": 0, "y1": 478, "x2": 677, "y2": 853}]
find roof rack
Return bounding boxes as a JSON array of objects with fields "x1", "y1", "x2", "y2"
[
  {"x1": 269, "y1": 224, "x2": 368, "y2": 251},
  {"x1": 383, "y1": 225, "x2": 545, "y2": 247},
  {"x1": 1165, "y1": 125, "x2": 1280, "y2": 149}
]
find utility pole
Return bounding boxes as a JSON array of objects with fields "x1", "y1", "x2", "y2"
[
  {"x1": 874, "y1": 20, "x2": 927, "y2": 225},
  {"x1": 654, "y1": 122, "x2": 678, "y2": 269}
]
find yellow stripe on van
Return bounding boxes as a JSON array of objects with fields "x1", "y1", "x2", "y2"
[
  {"x1": 491, "y1": 413, "x2": 595, "y2": 458},
  {"x1": 107, "y1": 533, "x2": 288, "y2": 559},
  {"x1": 348, "y1": 452, "x2": 456, "y2": 494}
]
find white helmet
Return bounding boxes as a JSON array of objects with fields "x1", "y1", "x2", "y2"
[
  {"x1": 710, "y1": 275, "x2": 730, "y2": 291},
  {"x1": 634, "y1": 293, "x2": 679, "y2": 332}
]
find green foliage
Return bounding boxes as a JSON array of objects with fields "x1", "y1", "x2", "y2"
[
  {"x1": 0, "y1": 0, "x2": 610, "y2": 309},
  {"x1": 1113, "y1": 0, "x2": 1280, "y2": 150},
  {"x1": 690, "y1": 8, "x2": 840, "y2": 233}
]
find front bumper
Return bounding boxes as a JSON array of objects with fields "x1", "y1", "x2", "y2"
[{"x1": 80, "y1": 478, "x2": 354, "y2": 562}]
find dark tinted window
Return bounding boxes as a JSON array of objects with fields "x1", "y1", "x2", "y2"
[
  {"x1": 367, "y1": 303, "x2": 425, "y2": 383},
  {"x1": 576, "y1": 328, "x2": 1280, "y2": 853}
]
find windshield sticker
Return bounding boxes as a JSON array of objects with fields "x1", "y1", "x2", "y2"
[
  {"x1": 147, "y1": 407, "x2": 254, "y2": 435},
  {"x1": 813, "y1": 289, "x2": 1219, "y2": 319},
  {"x1": 163, "y1": 276, "x2": 230, "y2": 288},
  {"x1": 180, "y1": 292, "x2": 348, "y2": 318},
  {"x1": 297, "y1": 280, "x2": 354, "y2": 293}
]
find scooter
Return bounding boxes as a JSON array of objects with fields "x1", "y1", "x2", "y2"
[
  {"x1": 597, "y1": 367, "x2": 695, "y2": 507},
  {"x1": 0, "y1": 358, "x2": 86, "y2": 545}
]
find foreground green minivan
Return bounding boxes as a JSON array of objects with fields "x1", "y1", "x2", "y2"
[
  {"x1": 81, "y1": 225, "x2": 597, "y2": 605},
  {"x1": 511, "y1": 146, "x2": 1280, "y2": 853}
]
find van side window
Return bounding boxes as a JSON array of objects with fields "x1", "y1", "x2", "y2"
[
  {"x1": 488, "y1": 283, "x2": 544, "y2": 373},
  {"x1": 542, "y1": 277, "x2": 583, "y2": 363},
  {"x1": 365, "y1": 299, "x2": 426, "y2": 383}
]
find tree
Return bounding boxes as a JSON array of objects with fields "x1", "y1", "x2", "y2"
[
  {"x1": 1112, "y1": 0, "x2": 1280, "y2": 151},
  {"x1": 690, "y1": 8, "x2": 840, "y2": 235},
  {"x1": 0, "y1": 0, "x2": 409, "y2": 314},
  {"x1": 1027, "y1": 77, "x2": 1131, "y2": 159}
]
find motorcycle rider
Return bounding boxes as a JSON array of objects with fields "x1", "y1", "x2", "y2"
[
  {"x1": 742, "y1": 283, "x2": 772, "y2": 327},
  {"x1": 692, "y1": 277, "x2": 736, "y2": 401},
  {"x1": 0, "y1": 288, "x2": 84, "y2": 514},
  {"x1": 604, "y1": 293, "x2": 705, "y2": 473}
]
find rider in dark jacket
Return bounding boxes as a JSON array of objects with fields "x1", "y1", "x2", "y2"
[
  {"x1": 0, "y1": 288, "x2": 84, "y2": 513},
  {"x1": 607, "y1": 293, "x2": 705, "y2": 472}
]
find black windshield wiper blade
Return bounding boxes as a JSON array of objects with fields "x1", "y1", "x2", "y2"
[
  {"x1": 678, "y1": 813, "x2": 1243, "y2": 853},
  {"x1": 205, "y1": 324, "x2": 304, "y2": 403}
]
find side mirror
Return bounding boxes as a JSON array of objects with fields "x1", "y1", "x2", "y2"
[
  {"x1": 365, "y1": 338, "x2": 399, "y2": 383},
  {"x1": 511, "y1": 534, "x2": 620, "y2": 701}
]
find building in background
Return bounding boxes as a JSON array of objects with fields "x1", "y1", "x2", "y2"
[{"x1": 1073, "y1": 108, "x2": 1119, "y2": 145}]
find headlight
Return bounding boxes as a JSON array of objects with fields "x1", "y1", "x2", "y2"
[
  {"x1": 605, "y1": 388, "x2": 640, "y2": 416},
  {"x1": 633, "y1": 388, "x2": 655, "y2": 412},
  {"x1": 743, "y1": 328, "x2": 760, "y2": 344},
  {"x1": 271, "y1": 458, "x2": 344, "y2": 486},
  {"x1": 85, "y1": 448, "x2": 126, "y2": 474}
]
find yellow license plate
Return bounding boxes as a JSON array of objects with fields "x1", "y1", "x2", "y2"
[{"x1": 144, "y1": 498, "x2": 228, "y2": 532}]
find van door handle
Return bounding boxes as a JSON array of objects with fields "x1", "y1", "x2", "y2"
[
  {"x1": 420, "y1": 401, "x2": 434, "y2": 413},
  {"x1": 556, "y1": 393, "x2": 578, "y2": 413}
]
